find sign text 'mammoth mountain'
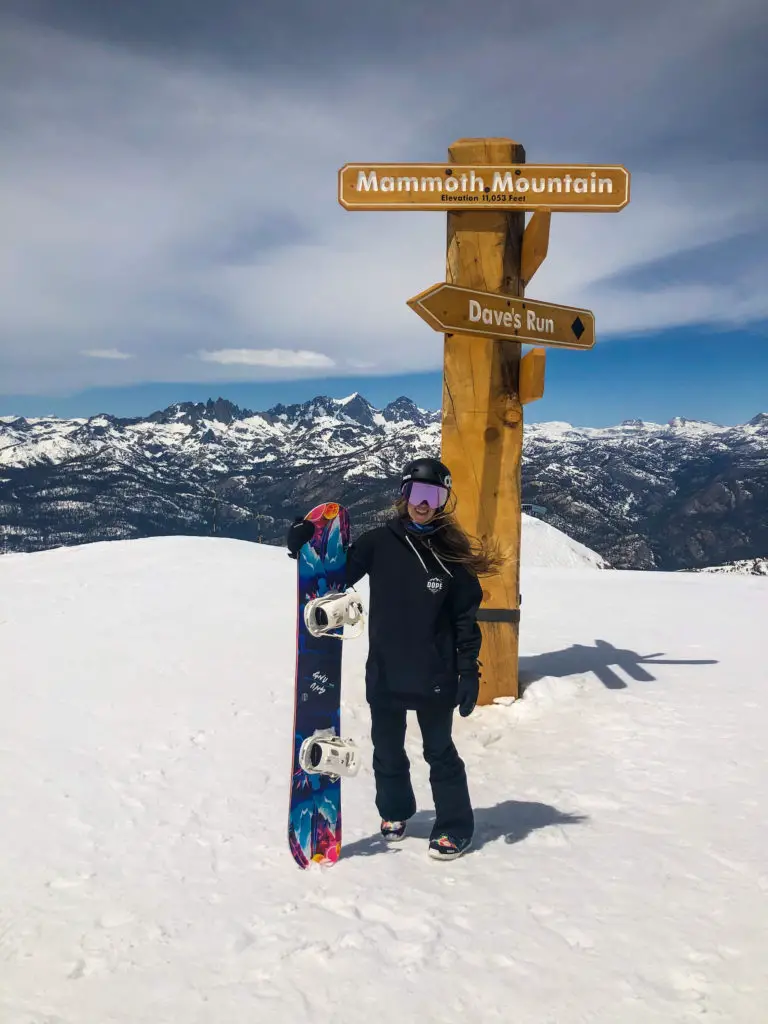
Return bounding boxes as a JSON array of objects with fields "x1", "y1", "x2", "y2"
[{"x1": 338, "y1": 163, "x2": 630, "y2": 211}]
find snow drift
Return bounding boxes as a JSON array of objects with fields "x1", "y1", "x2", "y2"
[{"x1": 521, "y1": 512, "x2": 608, "y2": 569}]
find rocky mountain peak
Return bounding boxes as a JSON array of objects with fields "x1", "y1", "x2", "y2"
[
  {"x1": 382, "y1": 397, "x2": 427, "y2": 425},
  {"x1": 146, "y1": 398, "x2": 251, "y2": 426},
  {"x1": 334, "y1": 393, "x2": 377, "y2": 427}
]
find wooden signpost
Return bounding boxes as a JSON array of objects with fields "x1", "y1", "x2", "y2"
[{"x1": 338, "y1": 138, "x2": 630, "y2": 703}]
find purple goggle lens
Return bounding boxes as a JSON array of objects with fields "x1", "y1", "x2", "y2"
[{"x1": 403, "y1": 481, "x2": 449, "y2": 509}]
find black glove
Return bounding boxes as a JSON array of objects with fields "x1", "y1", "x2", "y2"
[
  {"x1": 286, "y1": 516, "x2": 314, "y2": 558},
  {"x1": 457, "y1": 673, "x2": 479, "y2": 717}
]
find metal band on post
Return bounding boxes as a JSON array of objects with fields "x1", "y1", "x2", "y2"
[{"x1": 476, "y1": 609, "x2": 520, "y2": 624}]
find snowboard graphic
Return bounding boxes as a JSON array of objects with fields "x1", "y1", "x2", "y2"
[{"x1": 288, "y1": 501, "x2": 350, "y2": 868}]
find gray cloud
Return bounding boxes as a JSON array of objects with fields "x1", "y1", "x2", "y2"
[
  {"x1": 1, "y1": 0, "x2": 766, "y2": 394},
  {"x1": 81, "y1": 348, "x2": 133, "y2": 360}
]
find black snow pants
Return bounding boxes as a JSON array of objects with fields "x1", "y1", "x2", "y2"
[{"x1": 369, "y1": 701, "x2": 474, "y2": 841}]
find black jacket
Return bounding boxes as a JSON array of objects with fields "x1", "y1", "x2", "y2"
[{"x1": 344, "y1": 516, "x2": 483, "y2": 708}]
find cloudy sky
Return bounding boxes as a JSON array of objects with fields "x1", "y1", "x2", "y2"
[{"x1": 1, "y1": 0, "x2": 766, "y2": 422}]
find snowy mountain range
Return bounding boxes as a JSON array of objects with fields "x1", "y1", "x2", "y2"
[
  {"x1": 1, "y1": 393, "x2": 766, "y2": 570},
  {"x1": 684, "y1": 558, "x2": 768, "y2": 576}
]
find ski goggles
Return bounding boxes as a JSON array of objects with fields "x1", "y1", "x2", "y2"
[{"x1": 402, "y1": 481, "x2": 449, "y2": 509}]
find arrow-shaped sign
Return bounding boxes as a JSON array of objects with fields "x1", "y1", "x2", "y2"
[{"x1": 406, "y1": 282, "x2": 595, "y2": 350}]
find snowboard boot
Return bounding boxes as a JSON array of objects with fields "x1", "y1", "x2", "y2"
[
  {"x1": 428, "y1": 833, "x2": 472, "y2": 861},
  {"x1": 380, "y1": 819, "x2": 407, "y2": 842}
]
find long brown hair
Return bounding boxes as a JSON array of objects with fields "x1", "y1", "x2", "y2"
[{"x1": 392, "y1": 496, "x2": 507, "y2": 578}]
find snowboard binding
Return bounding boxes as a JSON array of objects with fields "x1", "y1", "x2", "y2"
[
  {"x1": 298, "y1": 729, "x2": 361, "y2": 780},
  {"x1": 303, "y1": 589, "x2": 365, "y2": 639}
]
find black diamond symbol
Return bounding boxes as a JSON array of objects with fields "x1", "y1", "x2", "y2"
[{"x1": 571, "y1": 316, "x2": 585, "y2": 340}]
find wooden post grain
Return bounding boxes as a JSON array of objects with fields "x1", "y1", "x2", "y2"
[{"x1": 441, "y1": 136, "x2": 526, "y2": 704}]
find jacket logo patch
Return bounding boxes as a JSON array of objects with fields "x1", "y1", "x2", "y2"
[{"x1": 426, "y1": 576, "x2": 444, "y2": 594}]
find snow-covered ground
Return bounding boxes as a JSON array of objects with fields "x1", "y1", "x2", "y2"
[{"x1": 1, "y1": 529, "x2": 766, "y2": 1023}]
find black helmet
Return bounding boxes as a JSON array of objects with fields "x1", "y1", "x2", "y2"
[{"x1": 400, "y1": 457, "x2": 452, "y2": 492}]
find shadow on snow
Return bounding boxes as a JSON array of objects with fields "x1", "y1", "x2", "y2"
[
  {"x1": 341, "y1": 799, "x2": 587, "y2": 860},
  {"x1": 341, "y1": 640, "x2": 717, "y2": 861},
  {"x1": 519, "y1": 638, "x2": 718, "y2": 692}
]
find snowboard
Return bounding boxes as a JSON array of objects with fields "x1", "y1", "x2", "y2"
[{"x1": 288, "y1": 501, "x2": 351, "y2": 868}]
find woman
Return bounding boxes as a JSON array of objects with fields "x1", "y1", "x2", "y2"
[{"x1": 286, "y1": 457, "x2": 503, "y2": 861}]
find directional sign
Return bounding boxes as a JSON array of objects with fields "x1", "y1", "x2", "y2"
[
  {"x1": 339, "y1": 163, "x2": 630, "y2": 212},
  {"x1": 407, "y1": 282, "x2": 596, "y2": 350}
]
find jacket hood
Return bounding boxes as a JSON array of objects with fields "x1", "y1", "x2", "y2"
[{"x1": 386, "y1": 514, "x2": 454, "y2": 578}]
